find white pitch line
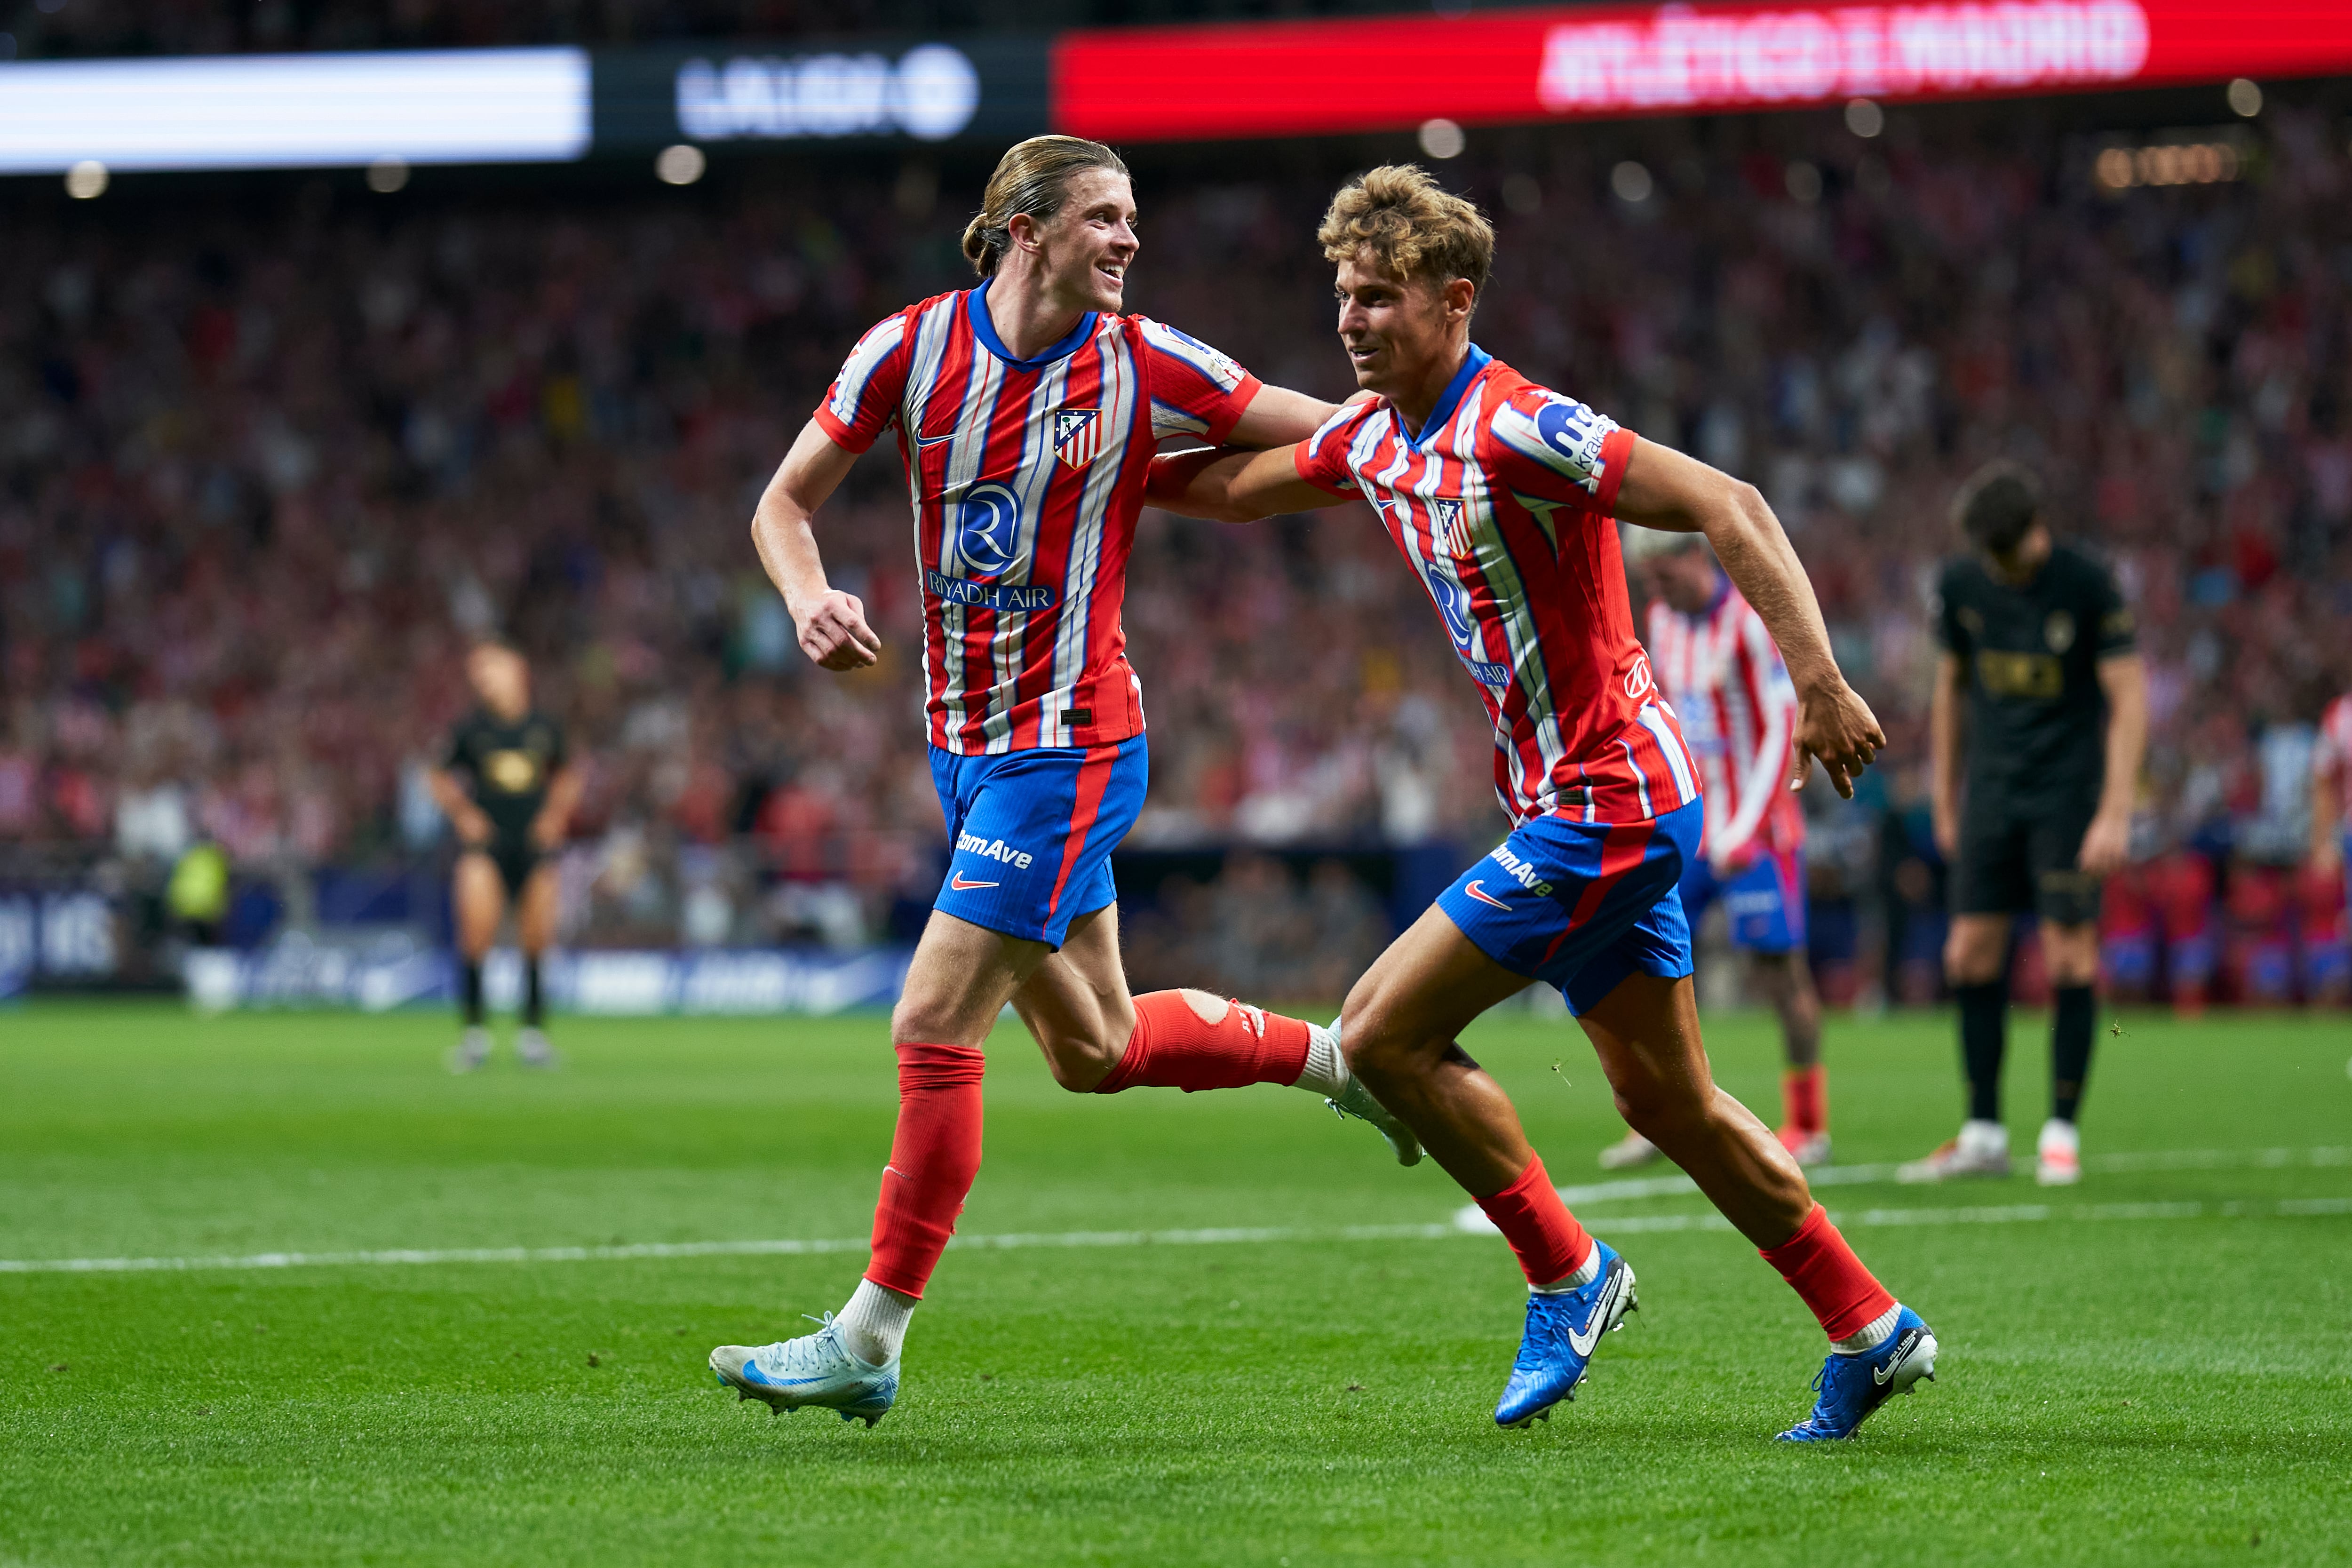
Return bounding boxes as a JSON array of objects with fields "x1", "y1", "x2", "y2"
[
  {"x1": 1, "y1": 1201, "x2": 2345, "y2": 1279},
  {"x1": 1551, "y1": 1145, "x2": 2352, "y2": 1208}
]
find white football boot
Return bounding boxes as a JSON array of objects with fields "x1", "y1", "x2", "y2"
[
  {"x1": 2034, "y1": 1117, "x2": 2081, "y2": 1186},
  {"x1": 1598, "y1": 1130, "x2": 1664, "y2": 1170},
  {"x1": 1898, "y1": 1118, "x2": 2011, "y2": 1182},
  {"x1": 515, "y1": 1027, "x2": 559, "y2": 1069},
  {"x1": 711, "y1": 1313, "x2": 898, "y2": 1427},
  {"x1": 446, "y1": 1026, "x2": 490, "y2": 1074},
  {"x1": 1319, "y1": 1018, "x2": 1422, "y2": 1166}
]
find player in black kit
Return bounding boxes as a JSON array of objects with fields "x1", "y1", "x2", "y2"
[
  {"x1": 426, "y1": 643, "x2": 580, "y2": 1071},
  {"x1": 1901, "y1": 462, "x2": 2146, "y2": 1186}
]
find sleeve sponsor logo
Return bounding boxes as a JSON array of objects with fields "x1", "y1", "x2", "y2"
[{"x1": 1530, "y1": 396, "x2": 1613, "y2": 493}]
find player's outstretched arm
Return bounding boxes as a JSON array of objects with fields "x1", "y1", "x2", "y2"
[
  {"x1": 1225, "y1": 384, "x2": 1342, "y2": 449},
  {"x1": 751, "y1": 420, "x2": 882, "y2": 672},
  {"x1": 1614, "y1": 437, "x2": 1884, "y2": 799},
  {"x1": 1145, "y1": 446, "x2": 1342, "y2": 525}
]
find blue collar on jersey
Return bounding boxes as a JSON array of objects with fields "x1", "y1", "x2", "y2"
[
  {"x1": 966, "y1": 279, "x2": 1099, "y2": 371},
  {"x1": 1396, "y1": 342, "x2": 1492, "y2": 447}
]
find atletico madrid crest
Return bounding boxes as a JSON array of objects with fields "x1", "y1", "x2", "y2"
[
  {"x1": 1052, "y1": 406, "x2": 1102, "y2": 470},
  {"x1": 1432, "y1": 496, "x2": 1474, "y2": 559}
]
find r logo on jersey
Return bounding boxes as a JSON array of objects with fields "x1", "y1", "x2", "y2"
[
  {"x1": 953, "y1": 482, "x2": 1025, "y2": 580},
  {"x1": 1052, "y1": 407, "x2": 1102, "y2": 470}
]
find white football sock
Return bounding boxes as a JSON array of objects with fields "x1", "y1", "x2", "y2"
[
  {"x1": 1833, "y1": 1301, "x2": 1904, "y2": 1354},
  {"x1": 1293, "y1": 1020, "x2": 1349, "y2": 1098},
  {"x1": 1532, "y1": 1242, "x2": 1604, "y2": 1293},
  {"x1": 834, "y1": 1278, "x2": 914, "y2": 1366}
]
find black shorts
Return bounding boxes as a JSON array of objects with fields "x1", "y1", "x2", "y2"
[
  {"x1": 1951, "y1": 795, "x2": 2100, "y2": 926},
  {"x1": 468, "y1": 839, "x2": 541, "y2": 899}
]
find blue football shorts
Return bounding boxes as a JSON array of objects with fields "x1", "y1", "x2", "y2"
[
  {"x1": 927, "y1": 735, "x2": 1148, "y2": 948},
  {"x1": 1437, "y1": 796, "x2": 1703, "y2": 1016},
  {"x1": 1678, "y1": 842, "x2": 1808, "y2": 955}
]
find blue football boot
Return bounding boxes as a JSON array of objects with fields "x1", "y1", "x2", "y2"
[
  {"x1": 1775, "y1": 1305, "x2": 1938, "y2": 1441},
  {"x1": 1494, "y1": 1240, "x2": 1638, "y2": 1428},
  {"x1": 710, "y1": 1313, "x2": 898, "y2": 1428}
]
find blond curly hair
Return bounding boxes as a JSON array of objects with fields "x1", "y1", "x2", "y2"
[{"x1": 1317, "y1": 164, "x2": 1494, "y2": 301}]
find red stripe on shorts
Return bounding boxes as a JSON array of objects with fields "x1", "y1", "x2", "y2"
[
  {"x1": 1047, "y1": 744, "x2": 1119, "y2": 916},
  {"x1": 1544, "y1": 819, "x2": 1657, "y2": 967}
]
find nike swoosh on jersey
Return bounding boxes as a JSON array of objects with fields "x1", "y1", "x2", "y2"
[
  {"x1": 914, "y1": 431, "x2": 954, "y2": 447},
  {"x1": 1463, "y1": 880, "x2": 1512, "y2": 911},
  {"x1": 1565, "y1": 1267, "x2": 1621, "y2": 1358},
  {"x1": 950, "y1": 874, "x2": 1000, "y2": 891}
]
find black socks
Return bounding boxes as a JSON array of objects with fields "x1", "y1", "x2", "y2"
[
  {"x1": 2050, "y1": 985, "x2": 2095, "y2": 1124},
  {"x1": 461, "y1": 960, "x2": 485, "y2": 1027},
  {"x1": 523, "y1": 956, "x2": 544, "y2": 1029},
  {"x1": 1957, "y1": 980, "x2": 2008, "y2": 1122}
]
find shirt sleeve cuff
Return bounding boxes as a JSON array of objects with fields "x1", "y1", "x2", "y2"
[
  {"x1": 1594, "y1": 425, "x2": 1638, "y2": 516},
  {"x1": 1292, "y1": 439, "x2": 1356, "y2": 497},
  {"x1": 810, "y1": 405, "x2": 878, "y2": 455},
  {"x1": 1198, "y1": 374, "x2": 1265, "y2": 447}
]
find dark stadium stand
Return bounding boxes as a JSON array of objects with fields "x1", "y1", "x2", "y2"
[{"x1": 3, "y1": 82, "x2": 2348, "y2": 1001}]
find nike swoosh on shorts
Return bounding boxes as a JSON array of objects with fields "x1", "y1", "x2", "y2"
[
  {"x1": 1464, "y1": 880, "x2": 1512, "y2": 911},
  {"x1": 950, "y1": 875, "x2": 999, "y2": 891}
]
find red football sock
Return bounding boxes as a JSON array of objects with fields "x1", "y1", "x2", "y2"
[
  {"x1": 1782, "y1": 1065, "x2": 1827, "y2": 1134},
  {"x1": 1092, "y1": 991, "x2": 1310, "y2": 1094},
  {"x1": 1474, "y1": 1155, "x2": 1594, "y2": 1287},
  {"x1": 863, "y1": 1042, "x2": 987, "y2": 1300},
  {"x1": 1760, "y1": 1203, "x2": 1896, "y2": 1341}
]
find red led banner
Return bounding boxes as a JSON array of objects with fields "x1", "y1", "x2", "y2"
[{"x1": 1052, "y1": 0, "x2": 2352, "y2": 142}]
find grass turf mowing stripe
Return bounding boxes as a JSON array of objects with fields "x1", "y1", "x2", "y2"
[{"x1": 4, "y1": 1194, "x2": 2344, "y2": 1277}]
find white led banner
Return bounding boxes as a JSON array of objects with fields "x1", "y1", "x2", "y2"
[{"x1": 0, "y1": 48, "x2": 591, "y2": 173}]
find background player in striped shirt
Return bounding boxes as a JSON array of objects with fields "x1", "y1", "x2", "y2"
[
  {"x1": 1603, "y1": 529, "x2": 1829, "y2": 1170},
  {"x1": 2311, "y1": 684, "x2": 2352, "y2": 1030},
  {"x1": 1150, "y1": 166, "x2": 1934, "y2": 1442},
  {"x1": 710, "y1": 137, "x2": 1416, "y2": 1426}
]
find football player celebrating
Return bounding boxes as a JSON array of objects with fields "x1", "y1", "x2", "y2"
[
  {"x1": 710, "y1": 137, "x2": 1414, "y2": 1426},
  {"x1": 427, "y1": 642, "x2": 578, "y2": 1072},
  {"x1": 1900, "y1": 464, "x2": 2147, "y2": 1187},
  {"x1": 1150, "y1": 166, "x2": 1935, "y2": 1441},
  {"x1": 1605, "y1": 528, "x2": 1829, "y2": 1169}
]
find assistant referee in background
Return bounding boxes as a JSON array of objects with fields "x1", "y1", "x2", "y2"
[{"x1": 1902, "y1": 462, "x2": 2147, "y2": 1187}]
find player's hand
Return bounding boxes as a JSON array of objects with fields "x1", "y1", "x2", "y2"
[
  {"x1": 1789, "y1": 680, "x2": 1885, "y2": 801},
  {"x1": 531, "y1": 816, "x2": 564, "y2": 852},
  {"x1": 796, "y1": 589, "x2": 882, "y2": 671},
  {"x1": 2078, "y1": 809, "x2": 2131, "y2": 878},
  {"x1": 456, "y1": 809, "x2": 493, "y2": 848}
]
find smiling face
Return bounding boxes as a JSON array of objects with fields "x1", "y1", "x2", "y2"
[
  {"x1": 1017, "y1": 167, "x2": 1138, "y2": 316},
  {"x1": 1333, "y1": 250, "x2": 1474, "y2": 406}
]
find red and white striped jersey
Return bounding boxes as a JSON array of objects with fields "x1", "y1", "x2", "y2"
[
  {"x1": 2316, "y1": 694, "x2": 2352, "y2": 798},
  {"x1": 1294, "y1": 345, "x2": 1699, "y2": 828},
  {"x1": 1645, "y1": 579, "x2": 1805, "y2": 865},
  {"x1": 814, "y1": 281, "x2": 1261, "y2": 755}
]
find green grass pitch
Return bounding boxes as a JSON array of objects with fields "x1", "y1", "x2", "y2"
[{"x1": 3, "y1": 999, "x2": 2348, "y2": 1566}]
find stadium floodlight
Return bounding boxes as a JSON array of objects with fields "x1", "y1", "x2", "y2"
[{"x1": 0, "y1": 48, "x2": 590, "y2": 173}]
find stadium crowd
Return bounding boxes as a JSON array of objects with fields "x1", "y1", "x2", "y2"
[{"x1": 3, "y1": 95, "x2": 2349, "y2": 1000}]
